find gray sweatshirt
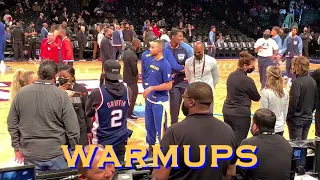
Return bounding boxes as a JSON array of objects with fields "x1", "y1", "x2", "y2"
[
  {"x1": 260, "y1": 88, "x2": 289, "y2": 133},
  {"x1": 7, "y1": 80, "x2": 80, "y2": 161}
]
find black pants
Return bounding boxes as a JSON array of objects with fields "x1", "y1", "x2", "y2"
[
  {"x1": 28, "y1": 39, "x2": 37, "y2": 59},
  {"x1": 169, "y1": 85, "x2": 186, "y2": 125},
  {"x1": 114, "y1": 141, "x2": 126, "y2": 162},
  {"x1": 224, "y1": 115, "x2": 251, "y2": 147},
  {"x1": 303, "y1": 43, "x2": 309, "y2": 57},
  {"x1": 276, "y1": 131, "x2": 284, "y2": 136},
  {"x1": 79, "y1": 44, "x2": 86, "y2": 59},
  {"x1": 258, "y1": 56, "x2": 274, "y2": 89},
  {"x1": 79, "y1": 129, "x2": 88, "y2": 146},
  {"x1": 127, "y1": 83, "x2": 138, "y2": 117},
  {"x1": 13, "y1": 41, "x2": 24, "y2": 60},
  {"x1": 287, "y1": 119, "x2": 312, "y2": 140}
]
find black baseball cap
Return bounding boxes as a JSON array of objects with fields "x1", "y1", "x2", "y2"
[{"x1": 103, "y1": 60, "x2": 122, "y2": 80}]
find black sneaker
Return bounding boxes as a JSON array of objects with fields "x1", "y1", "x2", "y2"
[{"x1": 148, "y1": 146, "x2": 153, "y2": 158}]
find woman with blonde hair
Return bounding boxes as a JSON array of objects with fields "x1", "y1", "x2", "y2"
[
  {"x1": 10, "y1": 69, "x2": 37, "y2": 102},
  {"x1": 260, "y1": 66, "x2": 289, "y2": 136}
]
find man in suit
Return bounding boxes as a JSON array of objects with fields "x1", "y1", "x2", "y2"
[
  {"x1": 100, "y1": 28, "x2": 113, "y2": 71},
  {"x1": 77, "y1": 26, "x2": 87, "y2": 61},
  {"x1": 40, "y1": 23, "x2": 48, "y2": 42}
]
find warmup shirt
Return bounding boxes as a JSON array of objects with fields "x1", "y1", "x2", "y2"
[
  {"x1": 254, "y1": 37, "x2": 279, "y2": 88},
  {"x1": 272, "y1": 35, "x2": 283, "y2": 51},
  {"x1": 40, "y1": 38, "x2": 59, "y2": 63},
  {"x1": 164, "y1": 42, "x2": 193, "y2": 86},
  {"x1": 86, "y1": 82, "x2": 133, "y2": 146},
  {"x1": 145, "y1": 57, "x2": 172, "y2": 145},
  {"x1": 279, "y1": 35, "x2": 303, "y2": 79}
]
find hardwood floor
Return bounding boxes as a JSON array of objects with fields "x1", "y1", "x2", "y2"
[{"x1": 0, "y1": 60, "x2": 319, "y2": 168}]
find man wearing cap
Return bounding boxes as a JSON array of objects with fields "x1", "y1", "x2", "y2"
[{"x1": 86, "y1": 60, "x2": 133, "y2": 162}]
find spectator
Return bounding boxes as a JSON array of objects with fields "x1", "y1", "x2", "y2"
[
  {"x1": 239, "y1": 108, "x2": 292, "y2": 180},
  {"x1": 287, "y1": 56, "x2": 318, "y2": 140},
  {"x1": 10, "y1": 69, "x2": 37, "y2": 103},
  {"x1": 260, "y1": 66, "x2": 289, "y2": 136},
  {"x1": 7, "y1": 60, "x2": 80, "y2": 171}
]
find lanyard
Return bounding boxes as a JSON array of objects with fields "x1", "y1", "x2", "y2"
[
  {"x1": 34, "y1": 81, "x2": 53, "y2": 85},
  {"x1": 261, "y1": 132, "x2": 275, "y2": 135},
  {"x1": 193, "y1": 55, "x2": 206, "y2": 78}
]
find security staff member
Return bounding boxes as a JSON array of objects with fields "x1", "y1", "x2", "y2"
[
  {"x1": 152, "y1": 82, "x2": 237, "y2": 180},
  {"x1": 254, "y1": 29, "x2": 279, "y2": 89},
  {"x1": 100, "y1": 28, "x2": 113, "y2": 71},
  {"x1": 223, "y1": 52, "x2": 261, "y2": 146},
  {"x1": 24, "y1": 22, "x2": 38, "y2": 61},
  {"x1": 77, "y1": 26, "x2": 87, "y2": 61},
  {"x1": 239, "y1": 108, "x2": 292, "y2": 180},
  {"x1": 11, "y1": 22, "x2": 25, "y2": 61},
  {"x1": 123, "y1": 39, "x2": 141, "y2": 119},
  {"x1": 164, "y1": 28, "x2": 193, "y2": 125}
]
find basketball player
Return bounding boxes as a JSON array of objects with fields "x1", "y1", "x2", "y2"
[
  {"x1": 143, "y1": 40, "x2": 173, "y2": 153},
  {"x1": 86, "y1": 60, "x2": 133, "y2": 161},
  {"x1": 254, "y1": 29, "x2": 279, "y2": 89},
  {"x1": 164, "y1": 28, "x2": 193, "y2": 125},
  {"x1": 141, "y1": 35, "x2": 158, "y2": 89},
  {"x1": 278, "y1": 27, "x2": 303, "y2": 80}
]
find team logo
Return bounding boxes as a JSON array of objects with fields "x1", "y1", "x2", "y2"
[
  {"x1": 294, "y1": 41, "x2": 298, "y2": 45},
  {"x1": 177, "y1": 54, "x2": 185, "y2": 61}
]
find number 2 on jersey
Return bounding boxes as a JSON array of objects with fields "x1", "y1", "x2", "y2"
[{"x1": 111, "y1": 109, "x2": 122, "y2": 127}]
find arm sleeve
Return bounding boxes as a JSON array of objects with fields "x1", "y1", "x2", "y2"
[
  {"x1": 209, "y1": 32, "x2": 214, "y2": 44},
  {"x1": 260, "y1": 90, "x2": 269, "y2": 109},
  {"x1": 211, "y1": 60, "x2": 219, "y2": 87},
  {"x1": 287, "y1": 81, "x2": 301, "y2": 120},
  {"x1": 183, "y1": 43, "x2": 194, "y2": 58},
  {"x1": 272, "y1": 39, "x2": 279, "y2": 50},
  {"x1": 129, "y1": 55, "x2": 139, "y2": 77},
  {"x1": 67, "y1": 41, "x2": 74, "y2": 59},
  {"x1": 276, "y1": 37, "x2": 282, "y2": 51},
  {"x1": 7, "y1": 96, "x2": 21, "y2": 151},
  {"x1": 85, "y1": 88, "x2": 101, "y2": 118},
  {"x1": 279, "y1": 37, "x2": 288, "y2": 55},
  {"x1": 120, "y1": 31, "x2": 124, "y2": 44},
  {"x1": 163, "y1": 48, "x2": 184, "y2": 72},
  {"x1": 298, "y1": 36, "x2": 303, "y2": 54},
  {"x1": 61, "y1": 93, "x2": 80, "y2": 150},
  {"x1": 247, "y1": 79, "x2": 261, "y2": 102}
]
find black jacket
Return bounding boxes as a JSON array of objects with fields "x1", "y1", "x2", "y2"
[
  {"x1": 123, "y1": 48, "x2": 139, "y2": 84},
  {"x1": 287, "y1": 75, "x2": 318, "y2": 121}
]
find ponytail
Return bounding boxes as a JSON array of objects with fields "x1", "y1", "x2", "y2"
[{"x1": 10, "y1": 69, "x2": 36, "y2": 102}]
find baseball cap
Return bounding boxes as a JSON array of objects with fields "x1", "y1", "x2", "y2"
[{"x1": 103, "y1": 60, "x2": 122, "y2": 81}]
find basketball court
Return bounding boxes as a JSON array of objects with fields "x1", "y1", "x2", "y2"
[{"x1": 0, "y1": 59, "x2": 319, "y2": 168}]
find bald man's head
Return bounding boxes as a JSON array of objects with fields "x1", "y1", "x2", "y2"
[
  {"x1": 131, "y1": 38, "x2": 141, "y2": 51},
  {"x1": 193, "y1": 41, "x2": 204, "y2": 60},
  {"x1": 59, "y1": 29, "x2": 67, "y2": 37},
  {"x1": 78, "y1": 145, "x2": 115, "y2": 180}
]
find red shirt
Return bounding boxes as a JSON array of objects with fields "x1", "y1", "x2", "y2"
[
  {"x1": 40, "y1": 38, "x2": 59, "y2": 63},
  {"x1": 152, "y1": 26, "x2": 160, "y2": 37},
  {"x1": 60, "y1": 37, "x2": 74, "y2": 60}
]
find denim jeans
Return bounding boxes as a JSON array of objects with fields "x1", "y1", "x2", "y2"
[{"x1": 24, "y1": 155, "x2": 68, "y2": 172}]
